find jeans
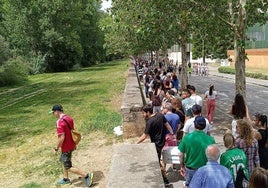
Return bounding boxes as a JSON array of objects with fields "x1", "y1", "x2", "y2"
[{"x1": 185, "y1": 167, "x2": 198, "y2": 186}]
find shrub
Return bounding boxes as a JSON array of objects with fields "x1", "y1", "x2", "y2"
[
  {"x1": 26, "y1": 52, "x2": 47, "y2": 74},
  {"x1": 218, "y1": 66, "x2": 235, "y2": 74},
  {"x1": 218, "y1": 66, "x2": 268, "y2": 80},
  {"x1": 0, "y1": 57, "x2": 29, "y2": 86}
]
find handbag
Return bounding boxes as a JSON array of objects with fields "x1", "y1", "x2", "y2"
[
  {"x1": 62, "y1": 118, "x2": 81, "y2": 145},
  {"x1": 152, "y1": 94, "x2": 161, "y2": 106}
]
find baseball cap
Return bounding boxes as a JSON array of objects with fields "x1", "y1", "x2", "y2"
[
  {"x1": 49, "y1": 104, "x2": 63, "y2": 114},
  {"x1": 194, "y1": 116, "x2": 206, "y2": 130}
]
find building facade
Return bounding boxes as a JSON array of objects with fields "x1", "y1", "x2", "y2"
[{"x1": 228, "y1": 22, "x2": 268, "y2": 70}]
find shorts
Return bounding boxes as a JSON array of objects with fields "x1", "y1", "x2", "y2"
[{"x1": 60, "y1": 151, "x2": 73, "y2": 170}]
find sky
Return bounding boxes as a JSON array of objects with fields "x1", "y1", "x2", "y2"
[{"x1": 101, "y1": 0, "x2": 112, "y2": 11}]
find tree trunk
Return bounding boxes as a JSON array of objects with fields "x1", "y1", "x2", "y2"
[
  {"x1": 234, "y1": 1, "x2": 247, "y2": 98},
  {"x1": 180, "y1": 34, "x2": 188, "y2": 91},
  {"x1": 234, "y1": 38, "x2": 246, "y2": 97},
  {"x1": 150, "y1": 51, "x2": 154, "y2": 64},
  {"x1": 155, "y1": 51, "x2": 159, "y2": 68}
]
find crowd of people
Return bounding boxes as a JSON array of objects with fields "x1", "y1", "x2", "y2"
[
  {"x1": 193, "y1": 63, "x2": 209, "y2": 76},
  {"x1": 134, "y1": 58, "x2": 268, "y2": 188}
]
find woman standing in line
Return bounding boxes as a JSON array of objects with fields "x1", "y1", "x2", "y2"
[
  {"x1": 253, "y1": 114, "x2": 268, "y2": 170},
  {"x1": 204, "y1": 84, "x2": 217, "y2": 124},
  {"x1": 151, "y1": 82, "x2": 164, "y2": 113},
  {"x1": 248, "y1": 167, "x2": 268, "y2": 188},
  {"x1": 229, "y1": 93, "x2": 251, "y2": 138},
  {"x1": 235, "y1": 119, "x2": 260, "y2": 175},
  {"x1": 171, "y1": 97, "x2": 185, "y2": 141}
]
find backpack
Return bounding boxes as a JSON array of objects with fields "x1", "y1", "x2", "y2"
[{"x1": 235, "y1": 167, "x2": 249, "y2": 188}]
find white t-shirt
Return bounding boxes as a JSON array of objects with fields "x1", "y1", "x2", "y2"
[
  {"x1": 205, "y1": 90, "x2": 217, "y2": 100},
  {"x1": 183, "y1": 116, "x2": 211, "y2": 134},
  {"x1": 231, "y1": 119, "x2": 238, "y2": 139},
  {"x1": 190, "y1": 95, "x2": 203, "y2": 106}
]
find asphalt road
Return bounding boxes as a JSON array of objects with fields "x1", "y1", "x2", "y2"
[
  {"x1": 188, "y1": 73, "x2": 268, "y2": 126},
  {"x1": 186, "y1": 71, "x2": 268, "y2": 136},
  {"x1": 167, "y1": 72, "x2": 268, "y2": 187}
]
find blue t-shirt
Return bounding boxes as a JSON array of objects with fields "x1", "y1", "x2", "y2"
[{"x1": 164, "y1": 112, "x2": 180, "y2": 135}]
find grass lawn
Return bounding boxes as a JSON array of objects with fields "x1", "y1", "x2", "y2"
[{"x1": 0, "y1": 59, "x2": 129, "y2": 187}]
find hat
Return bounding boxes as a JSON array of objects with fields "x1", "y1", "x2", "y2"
[
  {"x1": 49, "y1": 104, "x2": 63, "y2": 114},
  {"x1": 194, "y1": 116, "x2": 206, "y2": 130},
  {"x1": 192, "y1": 104, "x2": 202, "y2": 114}
]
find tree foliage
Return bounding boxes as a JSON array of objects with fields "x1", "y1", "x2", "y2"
[
  {"x1": 0, "y1": 0, "x2": 105, "y2": 72},
  {"x1": 208, "y1": 0, "x2": 268, "y2": 97},
  {"x1": 110, "y1": 0, "x2": 268, "y2": 95}
]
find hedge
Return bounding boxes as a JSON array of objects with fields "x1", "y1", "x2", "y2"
[{"x1": 218, "y1": 66, "x2": 268, "y2": 80}]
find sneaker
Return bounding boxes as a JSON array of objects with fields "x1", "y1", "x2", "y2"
[
  {"x1": 85, "y1": 172, "x2": 94, "y2": 187},
  {"x1": 57, "y1": 178, "x2": 71, "y2": 185}
]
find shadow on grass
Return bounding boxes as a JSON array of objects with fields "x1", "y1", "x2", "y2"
[
  {"x1": 78, "y1": 60, "x2": 127, "y2": 72},
  {"x1": 0, "y1": 59, "x2": 128, "y2": 148}
]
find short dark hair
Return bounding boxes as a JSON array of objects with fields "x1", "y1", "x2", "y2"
[
  {"x1": 192, "y1": 104, "x2": 202, "y2": 115},
  {"x1": 188, "y1": 85, "x2": 196, "y2": 92},
  {"x1": 167, "y1": 89, "x2": 175, "y2": 96},
  {"x1": 142, "y1": 104, "x2": 153, "y2": 114}
]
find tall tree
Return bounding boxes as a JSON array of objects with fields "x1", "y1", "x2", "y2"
[
  {"x1": 1, "y1": 0, "x2": 104, "y2": 72},
  {"x1": 208, "y1": 0, "x2": 268, "y2": 97}
]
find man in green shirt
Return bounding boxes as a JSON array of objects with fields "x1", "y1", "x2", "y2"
[{"x1": 179, "y1": 116, "x2": 215, "y2": 186}]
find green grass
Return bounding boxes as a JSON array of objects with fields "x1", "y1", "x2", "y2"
[{"x1": 0, "y1": 59, "x2": 129, "y2": 187}]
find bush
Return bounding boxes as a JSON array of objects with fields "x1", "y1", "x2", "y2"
[
  {"x1": 26, "y1": 52, "x2": 47, "y2": 74},
  {"x1": 0, "y1": 57, "x2": 29, "y2": 86},
  {"x1": 218, "y1": 66, "x2": 235, "y2": 74},
  {"x1": 218, "y1": 66, "x2": 268, "y2": 80}
]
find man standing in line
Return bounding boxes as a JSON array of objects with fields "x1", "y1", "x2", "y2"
[
  {"x1": 188, "y1": 85, "x2": 203, "y2": 107},
  {"x1": 179, "y1": 116, "x2": 215, "y2": 187},
  {"x1": 162, "y1": 102, "x2": 181, "y2": 146},
  {"x1": 181, "y1": 89, "x2": 196, "y2": 122},
  {"x1": 50, "y1": 104, "x2": 93, "y2": 187},
  {"x1": 189, "y1": 144, "x2": 234, "y2": 188},
  {"x1": 183, "y1": 104, "x2": 211, "y2": 136},
  {"x1": 137, "y1": 104, "x2": 176, "y2": 186}
]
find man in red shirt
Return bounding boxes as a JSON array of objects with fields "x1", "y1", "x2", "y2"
[{"x1": 50, "y1": 104, "x2": 93, "y2": 187}]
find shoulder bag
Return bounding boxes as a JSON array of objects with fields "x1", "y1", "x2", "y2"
[{"x1": 62, "y1": 118, "x2": 81, "y2": 145}]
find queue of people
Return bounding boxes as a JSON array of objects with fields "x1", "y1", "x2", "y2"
[{"x1": 134, "y1": 59, "x2": 268, "y2": 187}]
